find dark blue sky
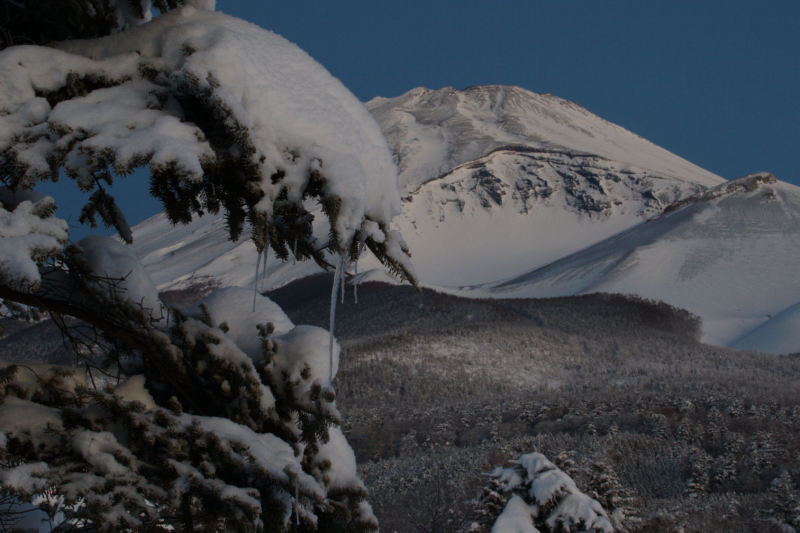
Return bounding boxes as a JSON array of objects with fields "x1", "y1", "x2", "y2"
[{"x1": 44, "y1": 0, "x2": 800, "y2": 240}]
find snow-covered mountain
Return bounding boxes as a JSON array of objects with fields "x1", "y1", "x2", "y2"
[
  {"x1": 130, "y1": 85, "x2": 799, "y2": 353},
  {"x1": 367, "y1": 86, "x2": 722, "y2": 194},
  {"x1": 133, "y1": 84, "x2": 724, "y2": 289},
  {"x1": 461, "y1": 173, "x2": 800, "y2": 353},
  {"x1": 371, "y1": 86, "x2": 725, "y2": 284}
]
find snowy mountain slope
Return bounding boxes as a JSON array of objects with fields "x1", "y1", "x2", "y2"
[
  {"x1": 460, "y1": 173, "x2": 800, "y2": 353},
  {"x1": 730, "y1": 301, "x2": 800, "y2": 355},
  {"x1": 366, "y1": 85, "x2": 723, "y2": 193},
  {"x1": 133, "y1": 85, "x2": 725, "y2": 290},
  {"x1": 132, "y1": 210, "x2": 325, "y2": 292},
  {"x1": 395, "y1": 146, "x2": 710, "y2": 285}
]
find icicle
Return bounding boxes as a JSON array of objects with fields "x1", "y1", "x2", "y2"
[
  {"x1": 353, "y1": 240, "x2": 364, "y2": 304},
  {"x1": 294, "y1": 482, "x2": 300, "y2": 526},
  {"x1": 340, "y1": 257, "x2": 346, "y2": 304},
  {"x1": 260, "y1": 238, "x2": 270, "y2": 291},
  {"x1": 252, "y1": 250, "x2": 262, "y2": 312},
  {"x1": 353, "y1": 256, "x2": 359, "y2": 304},
  {"x1": 292, "y1": 240, "x2": 298, "y2": 265},
  {"x1": 329, "y1": 254, "x2": 345, "y2": 384}
]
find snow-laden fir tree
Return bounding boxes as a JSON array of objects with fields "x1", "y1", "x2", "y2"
[
  {"x1": 586, "y1": 461, "x2": 636, "y2": 532},
  {"x1": 685, "y1": 449, "x2": 711, "y2": 499},
  {"x1": 0, "y1": 1, "x2": 414, "y2": 531},
  {"x1": 768, "y1": 470, "x2": 800, "y2": 532},
  {"x1": 467, "y1": 451, "x2": 613, "y2": 533}
]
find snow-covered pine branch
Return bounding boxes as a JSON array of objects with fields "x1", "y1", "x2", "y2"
[
  {"x1": 0, "y1": 3, "x2": 415, "y2": 282},
  {"x1": 0, "y1": 2, "x2": 409, "y2": 530}
]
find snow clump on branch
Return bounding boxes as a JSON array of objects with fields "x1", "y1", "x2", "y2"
[
  {"x1": 0, "y1": 4, "x2": 414, "y2": 282},
  {"x1": 475, "y1": 451, "x2": 614, "y2": 533}
]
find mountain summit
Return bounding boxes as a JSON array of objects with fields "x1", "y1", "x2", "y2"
[
  {"x1": 369, "y1": 86, "x2": 724, "y2": 284},
  {"x1": 367, "y1": 85, "x2": 722, "y2": 193}
]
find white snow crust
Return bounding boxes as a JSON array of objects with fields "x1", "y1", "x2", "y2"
[
  {"x1": 492, "y1": 495, "x2": 539, "y2": 533},
  {"x1": 185, "y1": 414, "x2": 323, "y2": 499},
  {"x1": 0, "y1": 462, "x2": 50, "y2": 494},
  {"x1": 72, "y1": 430, "x2": 131, "y2": 476},
  {"x1": 545, "y1": 493, "x2": 613, "y2": 533},
  {"x1": 0, "y1": 397, "x2": 63, "y2": 449},
  {"x1": 114, "y1": 374, "x2": 156, "y2": 409},
  {"x1": 530, "y1": 469, "x2": 578, "y2": 506},
  {"x1": 273, "y1": 325, "x2": 341, "y2": 387},
  {"x1": 314, "y1": 426, "x2": 362, "y2": 490},
  {"x1": 0, "y1": 190, "x2": 68, "y2": 291},
  {"x1": 517, "y1": 453, "x2": 558, "y2": 481}
]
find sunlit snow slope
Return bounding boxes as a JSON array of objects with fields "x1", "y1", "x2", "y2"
[
  {"x1": 462, "y1": 173, "x2": 800, "y2": 354},
  {"x1": 133, "y1": 85, "x2": 725, "y2": 293}
]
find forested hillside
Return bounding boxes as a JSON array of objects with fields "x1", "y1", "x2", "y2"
[{"x1": 269, "y1": 276, "x2": 800, "y2": 532}]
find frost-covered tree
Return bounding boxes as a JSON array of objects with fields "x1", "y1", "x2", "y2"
[
  {"x1": 768, "y1": 471, "x2": 800, "y2": 532},
  {"x1": 586, "y1": 461, "x2": 636, "y2": 532},
  {"x1": 0, "y1": 2, "x2": 414, "y2": 531},
  {"x1": 685, "y1": 449, "x2": 711, "y2": 499},
  {"x1": 469, "y1": 452, "x2": 614, "y2": 533}
]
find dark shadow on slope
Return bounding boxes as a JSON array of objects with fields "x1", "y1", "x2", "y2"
[{"x1": 266, "y1": 273, "x2": 702, "y2": 344}]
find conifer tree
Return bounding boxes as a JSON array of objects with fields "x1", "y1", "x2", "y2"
[
  {"x1": 0, "y1": 0, "x2": 183, "y2": 48},
  {"x1": 0, "y1": 2, "x2": 414, "y2": 531},
  {"x1": 587, "y1": 461, "x2": 637, "y2": 532},
  {"x1": 769, "y1": 470, "x2": 800, "y2": 531},
  {"x1": 468, "y1": 451, "x2": 614, "y2": 533},
  {"x1": 685, "y1": 449, "x2": 711, "y2": 499}
]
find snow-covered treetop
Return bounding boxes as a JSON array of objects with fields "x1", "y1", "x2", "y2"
[
  {"x1": 489, "y1": 452, "x2": 614, "y2": 533},
  {"x1": 0, "y1": 4, "x2": 414, "y2": 286}
]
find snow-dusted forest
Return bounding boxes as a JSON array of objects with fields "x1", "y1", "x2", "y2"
[{"x1": 267, "y1": 277, "x2": 800, "y2": 532}]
